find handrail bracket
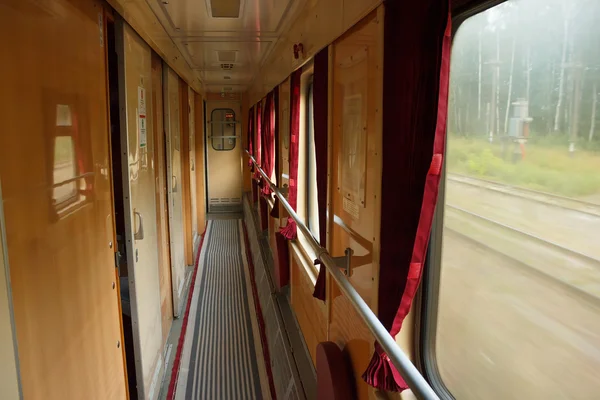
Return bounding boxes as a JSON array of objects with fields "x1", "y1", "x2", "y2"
[{"x1": 331, "y1": 247, "x2": 354, "y2": 277}]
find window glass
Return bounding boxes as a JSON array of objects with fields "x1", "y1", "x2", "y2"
[
  {"x1": 434, "y1": 0, "x2": 600, "y2": 399},
  {"x1": 306, "y1": 82, "x2": 320, "y2": 241},
  {"x1": 211, "y1": 108, "x2": 236, "y2": 151}
]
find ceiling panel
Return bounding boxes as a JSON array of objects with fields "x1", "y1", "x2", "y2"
[
  {"x1": 182, "y1": 39, "x2": 274, "y2": 70},
  {"x1": 147, "y1": 0, "x2": 305, "y2": 93},
  {"x1": 157, "y1": 0, "x2": 297, "y2": 37}
]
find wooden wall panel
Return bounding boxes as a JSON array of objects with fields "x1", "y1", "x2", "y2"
[
  {"x1": 0, "y1": 0, "x2": 127, "y2": 398},
  {"x1": 179, "y1": 80, "x2": 193, "y2": 266},
  {"x1": 188, "y1": 87, "x2": 198, "y2": 242},
  {"x1": 164, "y1": 66, "x2": 186, "y2": 315},
  {"x1": 193, "y1": 93, "x2": 207, "y2": 234},
  {"x1": 151, "y1": 52, "x2": 173, "y2": 346},
  {"x1": 248, "y1": 0, "x2": 382, "y2": 104},
  {"x1": 242, "y1": 94, "x2": 252, "y2": 193},
  {"x1": 328, "y1": 9, "x2": 383, "y2": 400},
  {"x1": 290, "y1": 250, "x2": 327, "y2": 365}
]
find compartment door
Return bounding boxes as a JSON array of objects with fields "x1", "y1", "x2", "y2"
[
  {"x1": 206, "y1": 101, "x2": 243, "y2": 213},
  {"x1": 117, "y1": 21, "x2": 164, "y2": 400},
  {"x1": 163, "y1": 66, "x2": 186, "y2": 315}
]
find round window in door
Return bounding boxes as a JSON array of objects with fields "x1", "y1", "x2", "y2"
[{"x1": 211, "y1": 108, "x2": 236, "y2": 151}]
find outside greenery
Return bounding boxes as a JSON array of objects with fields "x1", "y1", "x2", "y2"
[
  {"x1": 447, "y1": 135, "x2": 600, "y2": 198},
  {"x1": 448, "y1": 0, "x2": 600, "y2": 200}
]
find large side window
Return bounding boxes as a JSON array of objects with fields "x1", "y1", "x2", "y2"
[{"x1": 425, "y1": 0, "x2": 600, "y2": 399}]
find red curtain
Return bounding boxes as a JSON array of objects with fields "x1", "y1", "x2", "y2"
[
  {"x1": 274, "y1": 232, "x2": 290, "y2": 288},
  {"x1": 270, "y1": 87, "x2": 281, "y2": 218},
  {"x1": 362, "y1": 0, "x2": 451, "y2": 392},
  {"x1": 247, "y1": 106, "x2": 254, "y2": 168},
  {"x1": 260, "y1": 92, "x2": 275, "y2": 196},
  {"x1": 253, "y1": 101, "x2": 263, "y2": 181},
  {"x1": 279, "y1": 67, "x2": 302, "y2": 240},
  {"x1": 312, "y1": 48, "x2": 329, "y2": 301}
]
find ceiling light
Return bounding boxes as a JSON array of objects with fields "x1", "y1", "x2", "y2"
[{"x1": 210, "y1": 0, "x2": 240, "y2": 18}]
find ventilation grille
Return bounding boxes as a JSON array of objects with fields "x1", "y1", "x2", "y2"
[
  {"x1": 209, "y1": 197, "x2": 242, "y2": 213},
  {"x1": 220, "y1": 63, "x2": 234, "y2": 70}
]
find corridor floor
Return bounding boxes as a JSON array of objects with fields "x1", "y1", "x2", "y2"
[{"x1": 171, "y1": 219, "x2": 271, "y2": 400}]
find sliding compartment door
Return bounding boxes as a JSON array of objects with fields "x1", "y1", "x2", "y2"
[
  {"x1": 0, "y1": 2, "x2": 127, "y2": 398},
  {"x1": 116, "y1": 21, "x2": 164, "y2": 399},
  {"x1": 164, "y1": 66, "x2": 186, "y2": 315}
]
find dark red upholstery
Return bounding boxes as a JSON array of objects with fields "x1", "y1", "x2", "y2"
[{"x1": 317, "y1": 342, "x2": 355, "y2": 400}]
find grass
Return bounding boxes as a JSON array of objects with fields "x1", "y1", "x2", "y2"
[{"x1": 446, "y1": 135, "x2": 600, "y2": 198}]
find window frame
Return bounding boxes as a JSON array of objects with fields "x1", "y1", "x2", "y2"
[
  {"x1": 294, "y1": 63, "x2": 320, "y2": 280},
  {"x1": 418, "y1": 1, "x2": 509, "y2": 399},
  {"x1": 210, "y1": 108, "x2": 237, "y2": 151},
  {"x1": 305, "y1": 78, "x2": 320, "y2": 241}
]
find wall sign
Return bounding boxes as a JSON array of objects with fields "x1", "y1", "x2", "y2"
[{"x1": 138, "y1": 86, "x2": 147, "y2": 148}]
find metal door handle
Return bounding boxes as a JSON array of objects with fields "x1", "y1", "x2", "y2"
[{"x1": 134, "y1": 211, "x2": 144, "y2": 240}]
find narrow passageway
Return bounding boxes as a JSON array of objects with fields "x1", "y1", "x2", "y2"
[{"x1": 172, "y1": 218, "x2": 272, "y2": 400}]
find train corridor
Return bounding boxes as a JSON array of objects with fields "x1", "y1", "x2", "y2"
[{"x1": 166, "y1": 217, "x2": 273, "y2": 400}]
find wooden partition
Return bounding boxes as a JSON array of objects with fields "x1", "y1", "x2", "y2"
[
  {"x1": 241, "y1": 94, "x2": 252, "y2": 193},
  {"x1": 187, "y1": 87, "x2": 199, "y2": 243},
  {"x1": 327, "y1": 9, "x2": 383, "y2": 399},
  {"x1": 290, "y1": 250, "x2": 328, "y2": 365},
  {"x1": 193, "y1": 93, "x2": 207, "y2": 234},
  {"x1": 0, "y1": 1, "x2": 127, "y2": 398},
  {"x1": 163, "y1": 66, "x2": 186, "y2": 316},
  {"x1": 151, "y1": 52, "x2": 174, "y2": 347},
  {"x1": 179, "y1": 80, "x2": 193, "y2": 266}
]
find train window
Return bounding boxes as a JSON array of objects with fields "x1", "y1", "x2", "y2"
[
  {"x1": 425, "y1": 0, "x2": 600, "y2": 399},
  {"x1": 306, "y1": 81, "x2": 320, "y2": 241},
  {"x1": 211, "y1": 108, "x2": 236, "y2": 151}
]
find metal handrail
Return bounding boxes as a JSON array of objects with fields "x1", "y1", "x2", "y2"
[{"x1": 246, "y1": 152, "x2": 440, "y2": 400}]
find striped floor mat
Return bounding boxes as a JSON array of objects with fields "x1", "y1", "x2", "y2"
[{"x1": 174, "y1": 219, "x2": 270, "y2": 400}]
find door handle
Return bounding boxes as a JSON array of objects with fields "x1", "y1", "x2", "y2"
[
  {"x1": 172, "y1": 175, "x2": 178, "y2": 193},
  {"x1": 134, "y1": 211, "x2": 144, "y2": 240}
]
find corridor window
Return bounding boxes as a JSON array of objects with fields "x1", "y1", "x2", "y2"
[
  {"x1": 424, "y1": 1, "x2": 600, "y2": 399},
  {"x1": 306, "y1": 81, "x2": 319, "y2": 241},
  {"x1": 211, "y1": 109, "x2": 236, "y2": 151}
]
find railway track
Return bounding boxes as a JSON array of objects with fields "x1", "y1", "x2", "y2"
[
  {"x1": 445, "y1": 204, "x2": 600, "y2": 306},
  {"x1": 448, "y1": 173, "x2": 600, "y2": 217}
]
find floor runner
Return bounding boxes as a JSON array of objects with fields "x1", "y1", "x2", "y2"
[{"x1": 174, "y1": 219, "x2": 269, "y2": 400}]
